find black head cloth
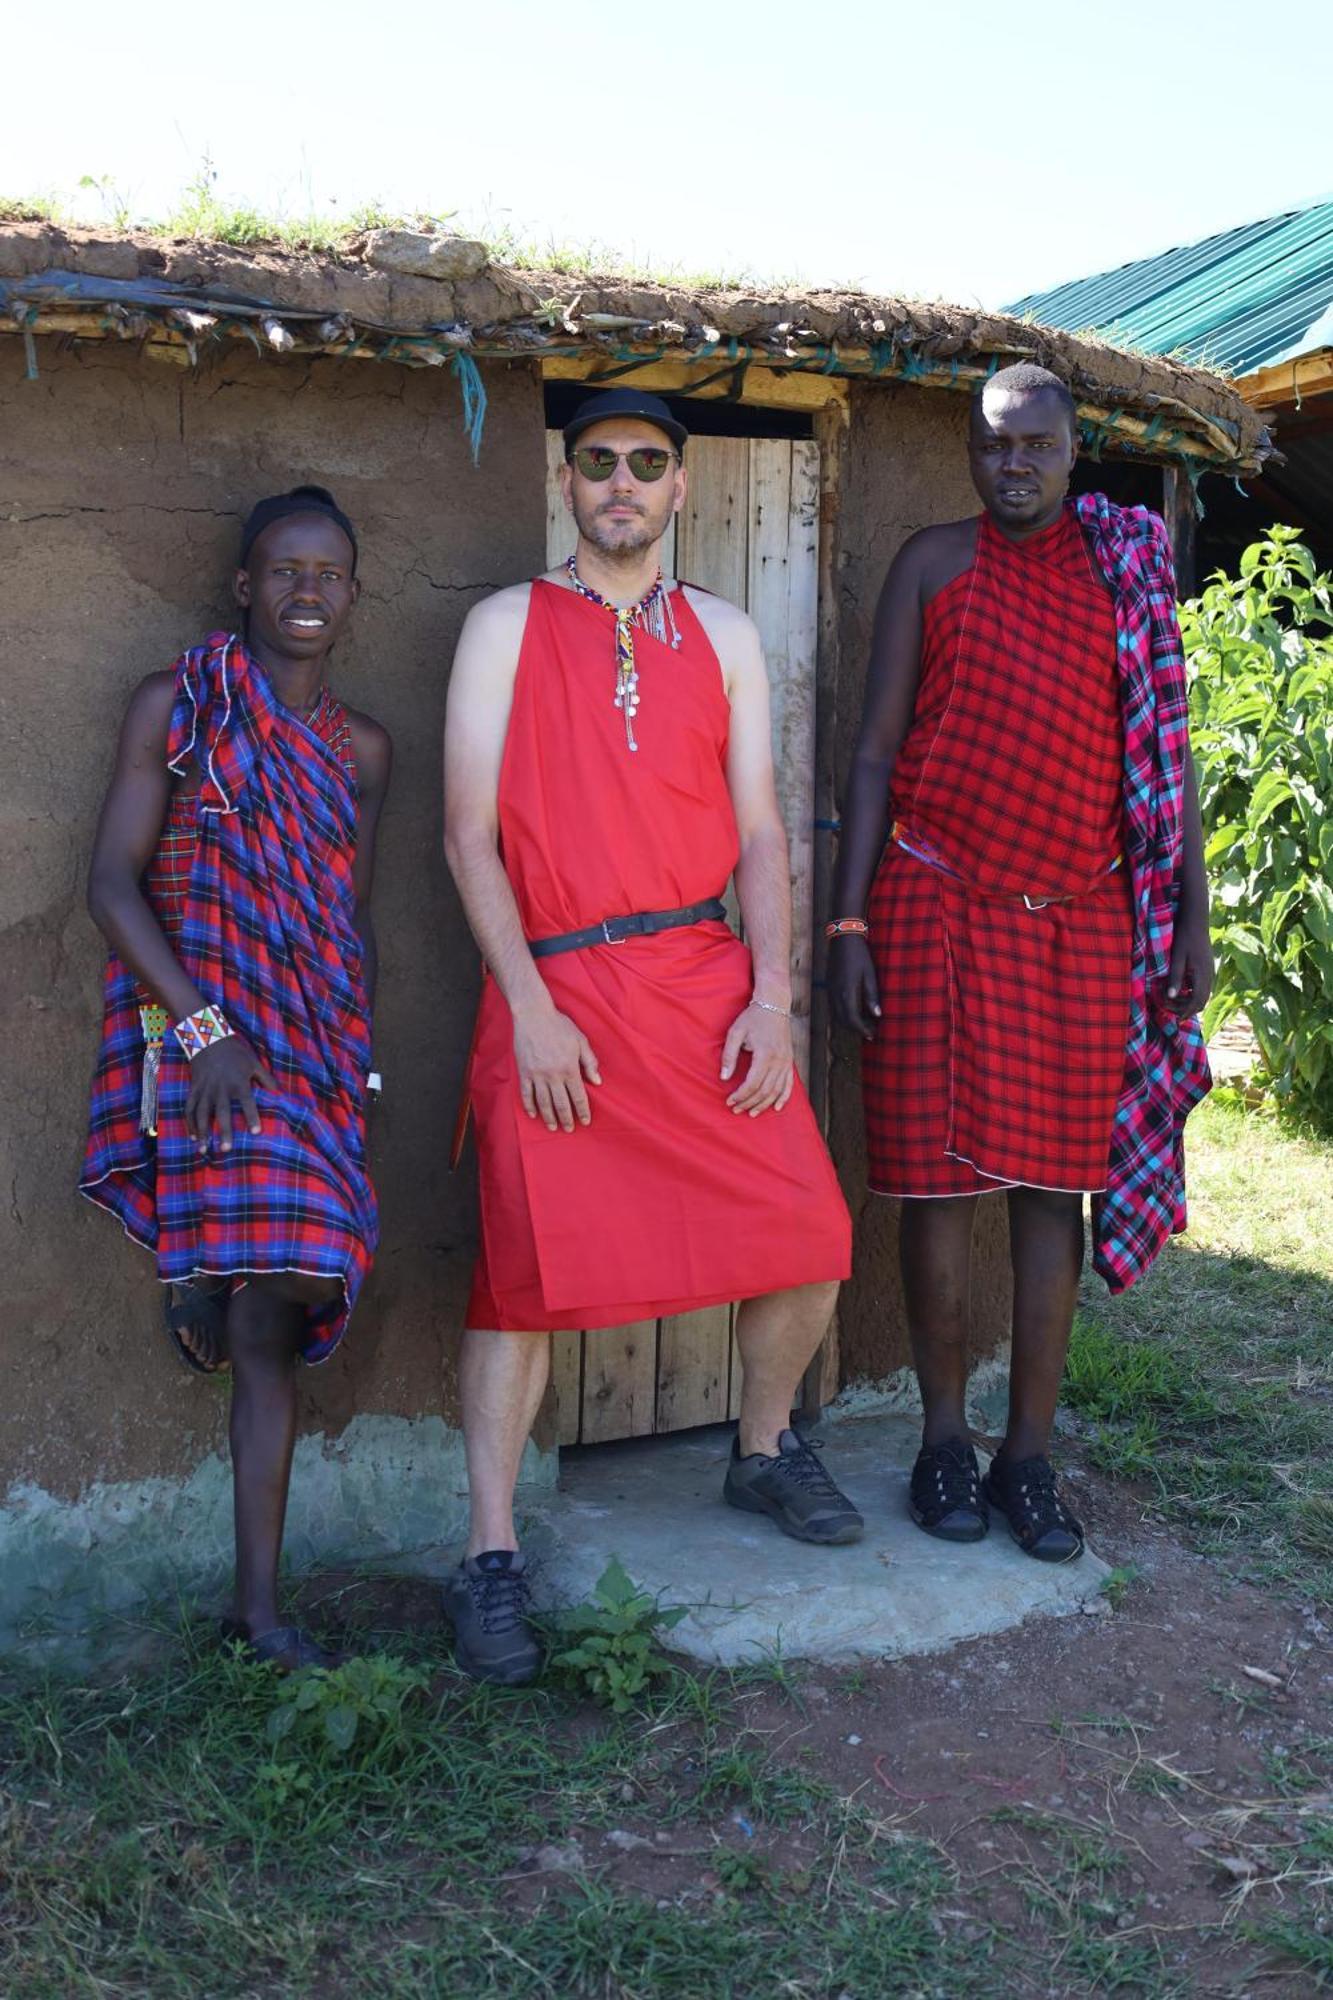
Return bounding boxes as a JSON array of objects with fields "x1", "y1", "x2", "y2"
[{"x1": 239, "y1": 484, "x2": 359, "y2": 573}]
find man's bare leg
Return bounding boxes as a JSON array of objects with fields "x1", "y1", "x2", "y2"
[
  {"x1": 227, "y1": 1273, "x2": 342, "y2": 1658},
  {"x1": 898, "y1": 1195, "x2": 979, "y2": 1446},
  {"x1": 898, "y1": 1195, "x2": 991, "y2": 1541},
  {"x1": 982, "y1": 1187, "x2": 1086, "y2": 1561},
  {"x1": 445, "y1": 1326, "x2": 550, "y2": 1686},
  {"x1": 1003, "y1": 1187, "x2": 1085, "y2": 1460},
  {"x1": 735, "y1": 1279, "x2": 839, "y2": 1456},
  {"x1": 459, "y1": 1326, "x2": 551, "y2": 1556},
  {"x1": 727, "y1": 1279, "x2": 862, "y2": 1544}
]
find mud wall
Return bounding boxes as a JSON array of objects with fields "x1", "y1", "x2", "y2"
[
  {"x1": 829, "y1": 381, "x2": 1013, "y2": 1388},
  {"x1": 0, "y1": 337, "x2": 545, "y2": 1502}
]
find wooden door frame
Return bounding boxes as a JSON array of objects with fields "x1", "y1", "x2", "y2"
[{"x1": 538, "y1": 358, "x2": 849, "y2": 1435}]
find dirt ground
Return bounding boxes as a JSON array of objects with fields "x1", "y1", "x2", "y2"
[{"x1": 290, "y1": 1445, "x2": 1330, "y2": 1998}]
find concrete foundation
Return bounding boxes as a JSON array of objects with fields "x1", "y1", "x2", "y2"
[
  {"x1": 1, "y1": 1416, "x2": 555, "y2": 1661},
  {"x1": 529, "y1": 1409, "x2": 1109, "y2": 1666}
]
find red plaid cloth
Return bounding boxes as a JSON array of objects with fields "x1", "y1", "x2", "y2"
[
  {"x1": 80, "y1": 636, "x2": 376, "y2": 1363},
  {"x1": 864, "y1": 506, "x2": 1132, "y2": 1195}
]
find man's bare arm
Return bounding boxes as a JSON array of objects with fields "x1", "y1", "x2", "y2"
[
  {"x1": 443, "y1": 588, "x2": 602, "y2": 1133},
  {"x1": 86, "y1": 673, "x2": 277, "y2": 1151},
  {"x1": 690, "y1": 591, "x2": 795, "y2": 1116},
  {"x1": 827, "y1": 534, "x2": 934, "y2": 1039}
]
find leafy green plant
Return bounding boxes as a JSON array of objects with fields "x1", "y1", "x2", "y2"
[
  {"x1": 265, "y1": 1652, "x2": 430, "y2": 1758},
  {"x1": 545, "y1": 1557, "x2": 686, "y2": 1712},
  {"x1": 1181, "y1": 527, "x2": 1333, "y2": 1123}
]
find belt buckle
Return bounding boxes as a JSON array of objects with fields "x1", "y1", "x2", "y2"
[
  {"x1": 602, "y1": 916, "x2": 629, "y2": 945},
  {"x1": 1022, "y1": 894, "x2": 1051, "y2": 912}
]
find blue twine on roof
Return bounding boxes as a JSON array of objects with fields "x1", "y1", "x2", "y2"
[{"x1": 453, "y1": 350, "x2": 487, "y2": 462}]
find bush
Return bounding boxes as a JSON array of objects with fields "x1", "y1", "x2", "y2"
[{"x1": 1181, "y1": 526, "x2": 1333, "y2": 1124}]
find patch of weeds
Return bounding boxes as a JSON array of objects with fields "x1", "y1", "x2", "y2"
[
  {"x1": 1099, "y1": 1565, "x2": 1142, "y2": 1611},
  {"x1": 1, "y1": 192, "x2": 63, "y2": 224},
  {"x1": 1263, "y1": 1733, "x2": 1333, "y2": 1796},
  {"x1": 265, "y1": 1651, "x2": 431, "y2": 1757},
  {"x1": 1064, "y1": 1319, "x2": 1213, "y2": 1426},
  {"x1": 544, "y1": 1557, "x2": 686, "y2": 1714},
  {"x1": 1242, "y1": 1912, "x2": 1333, "y2": 1987},
  {"x1": 713, "y1": 1845, "x2": 768, "y2": 1892}
]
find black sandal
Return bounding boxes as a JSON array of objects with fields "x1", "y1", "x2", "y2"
[
  {"x1": 982, "y1": 1452, "x2": 1085, "y2": 1563},
  {"x1": 220, "y1": 1618, "x2": 342, "y2": 1672},
  {"x1": 909, "y1": 1437, "x2": 989, "y2": 1542},
  {"x1": 164, "y1": 1278, "x2": 231, "y2": 1374}
]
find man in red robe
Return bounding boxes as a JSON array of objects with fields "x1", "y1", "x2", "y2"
[
  {"x1": 443, "y1": 389, "x2": 855, "y2": 1683},
  {"x1": 831, "y1": 365, "x2": 1212, "y2": 1565}
]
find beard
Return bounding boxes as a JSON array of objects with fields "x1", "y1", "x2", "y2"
[{"x1": 572, "y1": 490, "x2": 671, "y2": 562}]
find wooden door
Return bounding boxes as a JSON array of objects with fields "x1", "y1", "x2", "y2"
[{"x1": 543, "y1": 429, "x2": 821, "y2": 1443}]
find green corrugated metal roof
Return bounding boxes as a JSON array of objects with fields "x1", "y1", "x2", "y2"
[{"x1": 1007, "y1": 199, "x2": 1333, "y2": 378}]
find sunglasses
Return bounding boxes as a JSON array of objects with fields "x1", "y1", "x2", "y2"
[{"x1": 569, "y1": 445, "x2": 678, "y2": 483}]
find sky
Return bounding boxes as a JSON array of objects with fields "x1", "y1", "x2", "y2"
[{"x1": 5, "y1": 0, "x2": 1331, "y2": 309}]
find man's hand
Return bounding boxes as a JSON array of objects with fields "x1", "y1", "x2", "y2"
[
  {"x1": 1165, "y1": 904, "x2": 1215, "y2": 1018},
  {"x1": 514, "y1": 997, "x2": 601, "y2": 1132},
  {"x1": 828, "y1": 935, "x2": 882, "y2": 1041},
  {"x1": 721, "y1": 1003, "x2": 794, "y2": 1115},
  {"x1": 186, "y1": 1037, "x2": 279, "y2": 1153}
]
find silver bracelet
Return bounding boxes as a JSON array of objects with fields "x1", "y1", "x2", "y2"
[{"x1": 750, "y1": 996, "x2": 790, "y2": 1018}]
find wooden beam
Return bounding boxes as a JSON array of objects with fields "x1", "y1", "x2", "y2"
[
  {"x1": 1241, "y1": 349, "x2": 1333, "y2": 412},
  {"x1": 1162, "y1": 467, "x2": 1198, "y2": 598},
  {"x1": 543, "y1": 353, "x2": 849, "y2": 415}
]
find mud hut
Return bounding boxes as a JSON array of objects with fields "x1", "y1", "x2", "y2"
[{"x1": 0, "y1": 222, "x2": 1271, "y2": 1637}]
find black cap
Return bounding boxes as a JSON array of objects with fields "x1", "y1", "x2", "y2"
[
  {"x1": 562, "y1": 388, "x2": 688, "y2": 455},
  {"x1": 239, "y1": 484, "x2": 359, "y2": 574}
]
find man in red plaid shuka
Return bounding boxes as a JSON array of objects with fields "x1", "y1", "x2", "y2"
[
  {"x1": 82, "y1": 487, "x2": 392, "y2": 1671},
  {"x1": 830, "y1": 366, "x2": 1213, "y2": 1563}
]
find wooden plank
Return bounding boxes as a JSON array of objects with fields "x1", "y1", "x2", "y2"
[
  {"x1": 545, "y1": 431, "x2": 578, "y2": 567},
  {"x1": 676, "y1": 435, "x2": 749, "y2": 601},
  {"x1": 542, "y1": 353, "x2": 850, "y2": 416},
  {"x1": 745, "y1": 437, "x2": 819, "y2": 1080},
  {"x1": 550, "y1": 1331, "x2": 584, "y2": 1446},
  {"x1": 1162, "y1": 467, "x2": 1198, "y2": 599},
  {"x1": 1241, "y1": 348, "x2": 1333, "y2": 411},
  {"x1": 728, "y1": 1306, "x2": 744, "y2": 1421},
  {"x1": 656, "y1": 1306, "x2": 731, "y2": 1432},
  {"x1": 580, "y1": 1321, "x2": 658, "y2": 1443}
]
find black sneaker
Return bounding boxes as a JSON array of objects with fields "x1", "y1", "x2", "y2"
[
  {"x1": 442, "y1": 1550, "x2": 543, "y2": 1685},
  {"x1": 723, "y1": 1428, "x2": 864, "y2": 1545},
  {"x1": 982, "y1": 1453, "x2": 1085, "y2": 1563},
  {"x1": 909, "y1": 1437, "x2": 989, "y2": 1542}
]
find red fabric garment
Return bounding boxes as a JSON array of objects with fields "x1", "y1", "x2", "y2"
[
  {"x1": 466, "y1": 579, "x2": 850, "y2": 1331},
  {"x1": 864, "y1": 507, "x2": 1133, "y2": 1196}
]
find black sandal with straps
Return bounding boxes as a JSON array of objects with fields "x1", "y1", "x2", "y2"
[
  {"x1": 220, "y1": 1618, "x2": 343, "y2": 1673},
  {"x1": 909, "y1": 1437, "x2": 989, "y2": 1543},
  {"x1": 982, "y1": 1452, "x2": 1085, "y2": 1563}
]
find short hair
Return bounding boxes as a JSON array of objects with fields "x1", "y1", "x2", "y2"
[
  {"x1": 239, "y1": 484, "x2": 359, "y2": 574},
  {"x1": 972, "y1": 363, "x2": 1077, "y2": 430}
]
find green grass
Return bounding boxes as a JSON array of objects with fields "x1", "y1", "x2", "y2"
[
  {"x1": 0, "y1": 1612, "x2": 986, "y2": 1999},
  {"x1": 1068, "y1": 1095, "x2": 1333, "y2": 1604}
]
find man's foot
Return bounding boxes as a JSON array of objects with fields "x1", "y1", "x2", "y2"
[
  {"x1": 165, "y1": 1277, "x2": 231, "y2": 1373},
  {"x1": 982, "y1": 1453, "x2": 1085, "y2": 1562},
  {"x1": 442, "y1": 1551, "x2": 543, "y2": 1686},
  {"x1": 723, "y1": 1428, "x2": 864, "y2": 1545},
  {"x1": 220, "y1": 1618, "x2": 343, "y2": 1672},
  {"x1": 909, "y1": 1437, "x2": 989, "y2": 1542}
]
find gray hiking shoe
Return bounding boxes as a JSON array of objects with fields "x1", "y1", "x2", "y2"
[
  {"x1": 723, "y1": 1428, "x2": 864, "y2": 1545},
  {"x1": 442, "y1": 1551, "x2": 543, "y2": 1685}
]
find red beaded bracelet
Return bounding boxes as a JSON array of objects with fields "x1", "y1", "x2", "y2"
[{"x1": 825, "y1": 917, "x2": 869, "y2": 940}]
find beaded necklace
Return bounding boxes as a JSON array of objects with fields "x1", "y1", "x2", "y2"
[{"x1": 563, "y1": 555, "x2": 682, "y2": 752}]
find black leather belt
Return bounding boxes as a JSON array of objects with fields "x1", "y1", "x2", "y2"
[{"x1": 529, "y1": 897, "x2": 728, "y2": 958}]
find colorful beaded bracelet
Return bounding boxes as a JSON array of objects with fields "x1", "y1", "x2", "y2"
[
  {"x1": 174, "y1": 1003, "x2": 235, "y2": 1061},
  {"x1": 825, "y1": 917, "x2": 869, "y2": 940}
]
